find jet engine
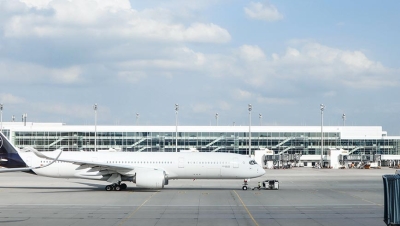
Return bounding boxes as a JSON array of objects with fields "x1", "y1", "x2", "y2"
[{"x1": 135, "y1": 169, "x2": 167, "y2": 189}]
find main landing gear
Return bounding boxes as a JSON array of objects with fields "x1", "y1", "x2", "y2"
[{"x1": 105, "y1": 182, "x2": 127, "y2": 191}]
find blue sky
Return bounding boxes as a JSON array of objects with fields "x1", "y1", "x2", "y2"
[{"x1": 0, "y1": 0, "x2": 399, "y2": 134}]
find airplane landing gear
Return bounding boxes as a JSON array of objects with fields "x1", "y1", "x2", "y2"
[
  {"x1": 105, "y1": 185, "x2": 113, "y2": 191},
  {"x1": 105, "y1": 183, "x2": 127, "y2": 191},
  {"x1": 242, "y1": 179, "x2": 249, "y2": 190}
]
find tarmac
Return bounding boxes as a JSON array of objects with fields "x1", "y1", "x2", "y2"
[{"x1": 0, "y1": 167, "x2": 392, "y2": 226}]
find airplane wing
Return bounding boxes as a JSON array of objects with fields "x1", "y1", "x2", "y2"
[
  {"x1": 32, "y1": 151, "x2": 160, "y2": 177},
  {"x1": 0, "y1": 150, "x2": 62, "y2": 173}
]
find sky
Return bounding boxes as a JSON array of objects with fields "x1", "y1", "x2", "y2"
[{"x1": 0, "y1": 0, "x2": 399, "y2": 134}]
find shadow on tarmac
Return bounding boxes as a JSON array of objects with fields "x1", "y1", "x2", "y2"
[{"x1": 0, "y1": 181, "x2": 251, "y2": 192}]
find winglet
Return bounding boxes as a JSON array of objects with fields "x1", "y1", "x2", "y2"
[
  {"x1": 31, "y1": 149, "x2": 62, "y2": 169},
  {"x1": 31, "y1": 149, "x2": 55, "y2": 160},
  {"x1": 0, "y1": 149, "x2": 62, "y2": 173}
]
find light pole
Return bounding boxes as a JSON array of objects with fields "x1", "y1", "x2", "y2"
[
  {"x1": 259, "y1": 113, "x2": 262, "y2": 126},
  {"x1": 0, "y1": 104, "x2": 3, "y2": 132},
  {"x1": 320, "y1": 104, "x2": 325, "y2": 168},
  {"x1": 342, "y1": 113, "x2": 346, "y2": 126},
  {"x1": 215, "y1": 113, "x2": 219, "y2": 126},
  {"x1": 175, "y1": 104, "x2": 179, "y2": 152},
  {"x1": 12, "y1": 115, "x2": 15, "y2": 122},
  {"x1": 94, "y1": 104, "x2": 97, "y2": 152},
  {"x1": 23, "y1": 113, "x2": 27, "y2": 126},
  {"x1": 136, "y1": 113, "x2": 139, "y2": 125},
  {"x1": 248, "y1": 104, "x2": 252, "y2": 156}
]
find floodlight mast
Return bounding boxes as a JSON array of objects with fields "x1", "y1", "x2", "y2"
[
  {"x1": 215, "y1": 113, "x2": 219, "y2": 126},
  {"x1": 248, "y1": 104, "x2": 252, "y2": 157},
  {"x1": 0, "y1": 104, "x2": 3, "y2": 132},
  {"x1": 94, "y1": 104, "x2": 97, "y2": 152},
  {"x1": 320, "y1": 104, "x2": 325, "y2": 168},
  {"x1": 175, "y1": 104, "x2": 179, "y2": 152},
  {"x1": 22, "y1": 113, "x2": 27, "y2": 126},
  {"x1": 342, "y1": 113, "x2": 346, "y2": 126}
]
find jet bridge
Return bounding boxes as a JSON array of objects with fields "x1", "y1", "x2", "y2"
[
  {"x1": 341, "y1": 153, "x2": 381, "y2": 168},
  {"x1": 264, "y1": 153, "x2": 302, "y2": 169}
]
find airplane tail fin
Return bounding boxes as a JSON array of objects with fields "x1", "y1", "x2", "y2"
[{"x1": 0, "y1": 132, "x2": 27, "y2": 168}]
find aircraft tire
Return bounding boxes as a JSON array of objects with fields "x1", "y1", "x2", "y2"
[
  {"x1": 114, "y1": 185, "x2": 121, "y2": 191},
  {"x1": 105, "y1": 185, "x2": 113, "y2": 191},
  {"x1": 121, "y1": 183, "x2": 127, "y2": 190},
  {"x1": 242, "y1": 186, "x2": 248, "y2": 190}
]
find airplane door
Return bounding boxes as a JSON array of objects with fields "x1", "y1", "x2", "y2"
[
  {"x1": 178, "y1": 157, "x2": 184, "y2": 168},
  {"x1": 232, "y1": 157, "x2": 239, "y2": 168}
]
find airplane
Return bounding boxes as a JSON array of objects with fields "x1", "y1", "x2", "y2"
[{"x1": 0, "y1": 132, "x2": 265, "y2": 191}]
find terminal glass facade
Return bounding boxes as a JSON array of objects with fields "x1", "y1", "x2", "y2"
[{"x1": 6, "y1": 126, "x2": 400, "y2": 156}]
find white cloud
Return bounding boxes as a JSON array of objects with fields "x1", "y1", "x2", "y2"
[
  {"x1": 2, "y1": 0, "x2": 231, "y2": 43},
  {"x1": 285, "y1": 47, "x2": 300, "y2": 58},
  {"x1": 235, "y1": 45, "x2": 272, "y2": 87},
  {"x1": 0, "y1": 93, "x2": 25, "y2": 104},
  {"x1": 257, "y1": 96, "x2": 294, "y2": 105},
  {"x1": 244, "y1": 1, "x2": 283, "y2": 22},
  {"x1": 323, "y1": 91, "x2": 337, "y2": 97},
  {"x1": 117, "y1": 71, "x2": 147, "y2": 83},
  {"x1": 0, "y1": 61, "x2": 82, "y2": 84},
  {"x1": 218, "y1": 101, "x2": 231, "y2": 111},
  {"x1": 184, "y1": 23, "x2": 230, "y2": 43},
  {"x1": 274, "y1": 42, "x2": 395, "y2": 88},
  {"x1": 111, "y1": 46, "x2": 247, "y2": 88},
  {"x1": 233, "y1": 89, "x2": 253, "y2": 100},
  {"x1": 191, "y1": 103, "x2": 213, "y2": 113},
  {"x1": 191, "y1": 101, "x2": 230, "y2": 114},
  {"x1": 36, "y1": 103, "x2": 95, "y2": 119},
  {"x1": 239, "y1": 45, "x2": 266, "y2": 61},
  {"x1": 113, "y1": 41, "x2": 398, "y2": 92},
  {"x1": 19, "y1": 0, "x2": 53, "y2": 9},
  {"x1": 54, "y1": 66, "x2": 82, "y2": 84}
]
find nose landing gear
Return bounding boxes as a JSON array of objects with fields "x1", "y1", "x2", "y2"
[{"x1": 242, "y1": 179, "x2": 249, "y2": 190}]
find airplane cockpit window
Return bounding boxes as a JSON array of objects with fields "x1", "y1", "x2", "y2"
[{"x1": 249, "y1": 160, "x2": 257, "y2": 165}]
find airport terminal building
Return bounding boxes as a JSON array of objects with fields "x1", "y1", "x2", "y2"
[{"x1": 2, "y1": 122, "x2": 400, "y2": 167}]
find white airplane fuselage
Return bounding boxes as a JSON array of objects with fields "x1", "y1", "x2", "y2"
[{"x1": 21, "y1": 152, "x2": 265, "y2": 181}]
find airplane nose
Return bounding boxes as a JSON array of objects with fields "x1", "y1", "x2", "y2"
[{"x1": 258, "y1": 166, "x2": 265, "y2": 176}]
